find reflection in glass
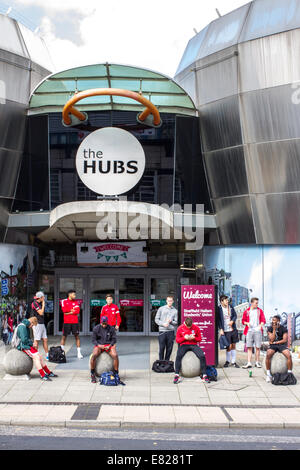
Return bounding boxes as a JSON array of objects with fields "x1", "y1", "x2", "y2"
[{"x1": 119, "y1": 278, "x2": 144, "y2": 332}]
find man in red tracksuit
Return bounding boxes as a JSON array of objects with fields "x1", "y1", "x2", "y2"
[
  {"x1": 173, "y1": 317, "x2": 209, "y2": 384},
  {"x1": 100, "y1": 294, "x2": 121, "y2": 330},
  {"x1": 60, "y1": 289, "x2": 83, "y2": 359}
]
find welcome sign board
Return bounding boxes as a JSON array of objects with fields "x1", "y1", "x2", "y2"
[
  {"x1": 181, "y1": 285, "x2": 216, "y2": 366},
  {"x1": 77, "y1": 242, "x2": 147, "y2": 267}
]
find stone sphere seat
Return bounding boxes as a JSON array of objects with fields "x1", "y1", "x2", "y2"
[
  {"x1": 90, "y1": 351, "x2": 114, "y2": 376},
  {"x1": 3, "y1": 348, "x2": 33, "y2": 376},
  {"x1": 263, "y1": 351, "x2": 289, "y2": 375},
  {"x1": 180, "y1": 351, "x2": 201, "y2": 378}
]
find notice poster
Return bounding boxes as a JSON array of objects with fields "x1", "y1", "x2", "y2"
[
  {"x1": 181, "y1": 285, "x2": 216, "y2": 366},
  {"x1": 77, "y1": 242, "x2": 147, "y2": 267}
]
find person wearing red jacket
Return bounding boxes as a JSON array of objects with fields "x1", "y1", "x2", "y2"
[
  {"x1": 173, "y1": 317, "x2": 209, "y2": 384},
  {"x1": 60, "y1": 289, "x2": 83, "y2": 359},
  {"x1": 100, "y1": 294, "x2": 121, "y2": 330},
  {"x1": 242, "y1": 297, "x2": 266, "y2": 369}
]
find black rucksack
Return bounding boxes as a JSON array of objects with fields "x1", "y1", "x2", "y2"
[
  {"x1": 152, "y1": 360, "x2": 175, "y2": 373},
  {"x1": 48, "y1": 346, "x2": 66, "y2": 364},
  {"x1": 272, "y1": 372, "x2": 297, "y2": 386}
]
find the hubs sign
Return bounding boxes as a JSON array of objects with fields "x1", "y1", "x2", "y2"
[
  {"x1": 76, "y1": 127, "x2": 145, "y2": 196},
  {"x1": 181, "y1": 285, "x2": 216, "y2": 366}
]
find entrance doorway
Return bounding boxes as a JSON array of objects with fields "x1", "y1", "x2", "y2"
[{"x1": 54, "y1": 269, "x2": 179, "y2": 336}]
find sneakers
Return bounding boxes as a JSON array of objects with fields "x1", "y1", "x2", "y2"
[
  {"x1": 77, "y1": 353, "x2": 83, "y2": 359},
  {"x1": 232, "y1": 363, "x2": 240, "y2": 368},
  {"x1": 266, "y1": 375, "x2": 272, "y2": 383},
  {"x1": 41, "y1": 375, "x2": 51, "y2": 381},
  {"x1": 91, "y1": 373, "x2": 97, "y2": 384},
  {"x1": 223, "y1": 361, "x2": 230, "y2": 368},
  {"x1": 255, "y1": 362, "x2": 262, "y2": 368},
  {"x1": 46, "y1": 372, "x2": 58, "y2": 378},
  {"x1": 242, "y1": 363, "x2": 252, "y2": 369},
  {"x1": 201, "y1": 375, "x2": 210, "y2": 383},
  {"x1": 173, "y1": 375, "x2": 182, "y2": 384}
]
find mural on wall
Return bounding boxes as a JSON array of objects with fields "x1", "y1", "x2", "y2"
[
  {"x1": 203, "y1": 246, "x2": 300, "y2": 344},
  {"x1": 0, "y1": 244, "x2": 38, "y2": 324}
]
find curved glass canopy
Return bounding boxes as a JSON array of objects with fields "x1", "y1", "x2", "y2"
[{"x1": 29, "y1": 63, "x2": 196, "y2": 116}]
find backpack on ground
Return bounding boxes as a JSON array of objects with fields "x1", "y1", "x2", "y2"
[
  {"x1": 48, "y1": 346, "x2": 66, "y2": 364},
  {"x1": 11, "y1": 324, "x2": 22, "y2": 349},
  {"x1": 152, "y1": 360, "x2": 175, "y2": 373},
  {"x1": 206, "y1": 366, "x2": 218, "y2": 382},
  {"x1": 99, "y1": 371, "x2": 125, "y2": 386},
  {"x1": 272, "y1": 372, "x2": 297, "y2": 386}
]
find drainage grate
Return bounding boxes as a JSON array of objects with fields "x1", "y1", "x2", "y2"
[{"x1": 71, "y1": 404, "x2": 101, "y2": 420}]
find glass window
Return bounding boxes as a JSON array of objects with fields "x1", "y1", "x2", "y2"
[
  {"x1": 89, "y1": 278, "x2": 115, "y2": 331},
  {"x1": 119, "y1": 278, "x2": 144, "y2": 332}
]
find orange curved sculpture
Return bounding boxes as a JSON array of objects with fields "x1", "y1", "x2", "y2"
[{"x1": 62, "y1": 88, "x2": 161, "y2": 127}]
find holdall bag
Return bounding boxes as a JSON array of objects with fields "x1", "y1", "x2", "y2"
[
  {"x1": 272, "y1": 372, "x2": 297, "y2": 386},
  {"x1": 206, "y1": 365, "x2": 218, "y2": 382},
  {"x1": 99, "y1": 371, "x2": 125, "y2": 386},
  {"x1": 152, "y1": 360, "x2": 175, "y2": 373},
  {"x1": 219, "y1": 334, "x2": 230, "y2": 350},
  {"x1": 48, "y1": 346, "x2": 66, "y2": 364}
]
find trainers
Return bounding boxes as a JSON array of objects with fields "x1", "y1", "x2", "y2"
[
  {"x1": 242, "y1": 363, "x2": 252, "y2": 369},
  {"x1": 266, "y1": 375, "x2": 272, "y2": 383},
  {"x1": 255, "y1": 362, "x2": 262, "y2": 368},
  {"x1": 173, "y1": 375, "x2": 182, "y2": 384},
  {"x1": 201, "y1": 375, "x2": 210, "y2": 383},
  {"x1": 223, "y1": 361, "x2": 230, "y2": 368},
  {"x1": 232, "y1": 363, "x2": 240, "y2": 368},
  {"x1": 41, "y1": 375, "x2": 51, "y2": 381},
  {"x1": 46, "y1": 372, "x2": 58, "y2": 378},
  {"x1": 77, "y1": 353, "x2": 83, "y2": 359},
  {"x1": 91, "y1": 373, "x2": 97, "y2": 384}
]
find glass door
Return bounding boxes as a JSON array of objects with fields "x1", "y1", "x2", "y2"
[
  {"x1": 118, "y1": 277, "x2": 145, "y2": 333},
  {"x1": 58, "y1": 277, "x2": 85, "y2": 333},
  {"x1": 89, "y1": 277, "x2": 115, "y2": 332},
  {"x1": 150, "y1": 277, "x2": 177, "y2": 333}
]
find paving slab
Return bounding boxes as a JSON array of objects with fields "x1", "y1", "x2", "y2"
[
  {"x1": 123, "y1": 405, "x2": 150, "y2": 426},
  {"x1": 197, "y1": 406, "x2": 229, "y2": 426}
]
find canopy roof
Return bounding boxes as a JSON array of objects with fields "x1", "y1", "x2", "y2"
[{"x1": 29, "y1": 63, "x2": 196, "y2": 116}]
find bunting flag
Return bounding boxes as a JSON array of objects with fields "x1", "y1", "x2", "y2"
[{"x1": 97, "y1": 250, "x2": 128, "y2": 262}]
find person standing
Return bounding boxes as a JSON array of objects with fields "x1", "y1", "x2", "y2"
[
  {"x1": 16, "y1": 317, "x2": 57, "y2": 381},
  {"x1": 173, "y1": 317, "x2": 209, "y2": 384},
  {"x1": 7, "y1": 313, "x2": 14, "y2": 344},
  {"x1": 265, "y1": 315, "x2": 293, "y2": 382},
  {"x1": 90, "y1": 316, "x2": 120, "y2": 383},
  {"x1": 217, "y1": 295, "x2": 240, "y2": 368},
  {"x1": 60, "y1": 289, "x2": 83, "y2": 359},
  {"x1": 31, "y1": 291, "x2": 49, "y2": 360},
  {"x1": 100, "y1": 294, "x2": 121, "y2": 331},
  {"x1": 242, "y1": 297, "x2": 266, "y2": 369},
  {"x1": 155, "y1": 295, "x2": 178, "y2": 361}
]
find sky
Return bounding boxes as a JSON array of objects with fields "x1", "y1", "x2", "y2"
[{"x1": 3, "y1": 0, "x2": 249, "y2": 76}]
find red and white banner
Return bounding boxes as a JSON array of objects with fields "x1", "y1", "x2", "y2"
[{"x1": 77, "y1": 242, "x2": 147, "y2": 267}]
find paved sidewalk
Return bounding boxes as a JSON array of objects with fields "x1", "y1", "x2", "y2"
[
  {"x1": 0, "y1": 403, "x2": 299, "y2": 429},
  {"x1": 0, "y1": 337, "x2": 300, "y2": 428}
]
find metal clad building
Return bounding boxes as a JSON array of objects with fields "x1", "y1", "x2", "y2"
[
  {"x1": 0, "y1": 14, "x2": 52, "y2": 242},
  {"x1": 175, "y1": 0, "x2": 300, "y2": 245}
]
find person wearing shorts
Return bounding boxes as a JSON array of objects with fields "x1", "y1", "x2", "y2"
[
  {"x1": 60, "y1": 289, "x2": 83, "y2": 359},
  {"x1": 265, "y1": 315, "x2": 293, "y2": 382},
  {"x1": 217, "y1": 295, "x2": 240, "y2": 368},
  {"x1": 31, "y1": 291, "x2": 49, "y2": 360},
  {"x1": 90, "y1": 316, "x2": 119, "y2": 383},
  {"x1": 242, "y1": 297, "x2": 266, "y2": 369},
  {"x1": 17, "y1": 317, "x2": 57, "y2": 381}
]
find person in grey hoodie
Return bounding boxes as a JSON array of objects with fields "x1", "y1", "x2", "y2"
[{"x1": 155, "y1": 296, "x2": 178, "y2": 361}]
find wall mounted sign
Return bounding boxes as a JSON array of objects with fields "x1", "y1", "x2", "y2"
[
  {"x1": 77, "y1": 241, "x2": 147, "y2": 267},
  {"x1": 76, "y1": 127, "x2": 145, "y2": 196},
  {"x1": 181, "y1": 285, "x2": 216, "y2": 366}
]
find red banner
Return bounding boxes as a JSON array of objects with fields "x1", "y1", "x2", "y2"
[{"x1": 181, "y1": 285, "x2": 216, "y2": 366}]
